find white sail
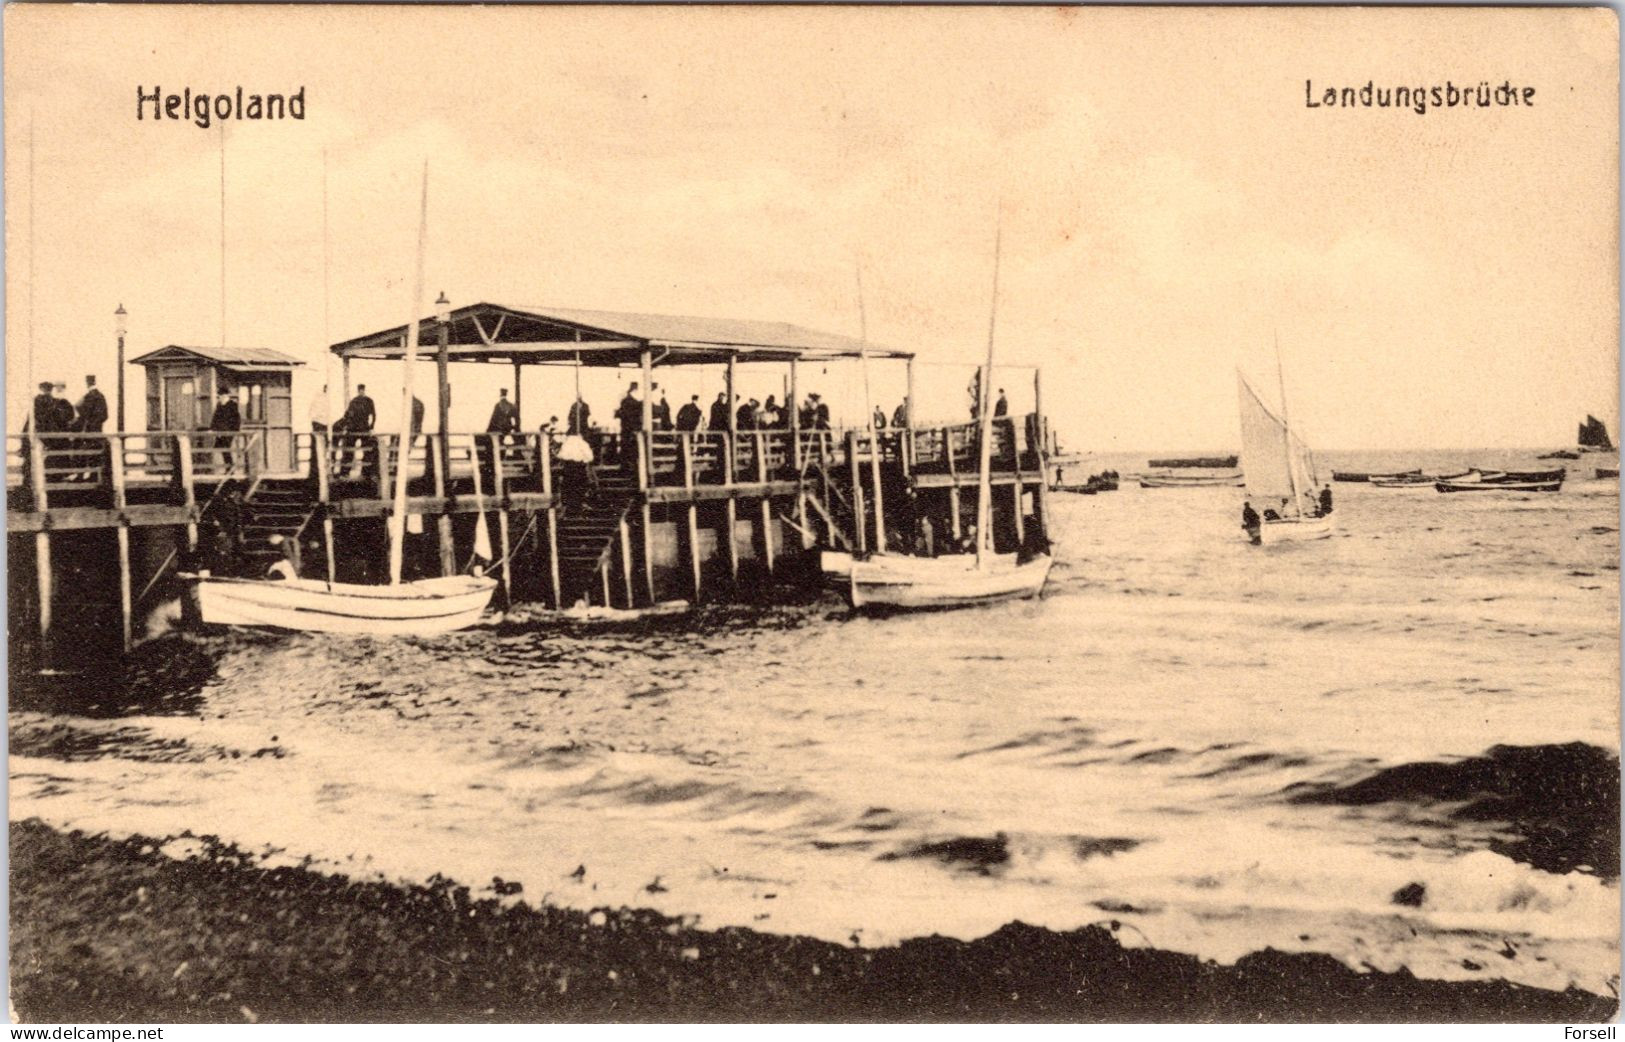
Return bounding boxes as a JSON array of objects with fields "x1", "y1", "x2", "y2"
[{"x1": 1238, "y1": 373, "x2": 1317, "y2": 518}]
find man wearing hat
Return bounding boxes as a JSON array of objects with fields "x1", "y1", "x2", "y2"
[{"x1": 210, "y1": 391, "x2": 242, "y2": 472}]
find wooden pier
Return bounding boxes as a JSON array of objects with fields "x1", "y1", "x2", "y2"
[{"x1": 7, "y1": 303, "x2": 1051, "y2": 664}]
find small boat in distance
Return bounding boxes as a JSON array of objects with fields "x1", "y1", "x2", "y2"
[
  {"x1": 1139, "y1": 471, "x2": 1244, "y2": 488},
  {"x1": 1538, "y1": 450, "x2": 1581, "y2": 460},
  {"x1": 1147, "y1": 454, "x2": 1238, "y2": 469},
  {"x1": 1597, "y1": 467, "x2": 1619, "y2": 479},
  {"x1": 1333, "y1": 469, "x2": 1421, "y2": 483},
  {"x1": 1436, "y1": 477, "x2": 1563, "y2": 493}
]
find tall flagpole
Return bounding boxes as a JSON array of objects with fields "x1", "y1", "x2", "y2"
[
  {"x1": 388, "y1": 161, "x2": 430, "y2": 585},
  {"x1": 219, "y1": 125, "x2": 227, "y2": 347}
]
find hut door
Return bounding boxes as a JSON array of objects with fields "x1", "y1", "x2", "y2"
[{"x1": 163, "y1": 376, "x2": 198, "y2": 430}]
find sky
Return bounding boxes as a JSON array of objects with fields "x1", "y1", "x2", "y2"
[{"x1": 4, "y1": 5, "x2": 1618, "y2": 450}]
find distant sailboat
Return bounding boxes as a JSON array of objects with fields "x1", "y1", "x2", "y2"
[
  {"x1": 1237, "y1": 364, "x2": 1333, "y2": 545},
  {"x1": 1579, "y1": 415, "x2": 1614, "y2": 453}
]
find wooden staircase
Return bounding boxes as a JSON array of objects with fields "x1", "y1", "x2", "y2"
[
  {"x1": 554, "y1": 471, "x2": 640, "y2": 606},
  {"x1": 239, "y1": 478, "x2": 320, "y2": 576}
]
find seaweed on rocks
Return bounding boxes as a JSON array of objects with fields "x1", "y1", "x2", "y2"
[
  {"x1": 1290, "y1": 743, "x2": 1620, "y2": 877},
  {"x1": 9, "y1": 820, "x2": 1616, "y2": 1024}
]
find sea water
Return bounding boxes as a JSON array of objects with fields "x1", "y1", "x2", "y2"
[{"x1": 9, "y1": 449, "x2": 1619, "y2": 994}]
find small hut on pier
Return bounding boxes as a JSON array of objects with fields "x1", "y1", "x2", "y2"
[{"x1": 129, "y1": 345, "x2": 302, "y2": 474}]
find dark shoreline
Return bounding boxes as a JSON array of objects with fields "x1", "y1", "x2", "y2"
[{"x1": 9, "y1": 820, "x2": 1616, "y2": 1024}]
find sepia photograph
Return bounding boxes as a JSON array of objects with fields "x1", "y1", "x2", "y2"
[{"x1": 3, "y1": 3, "x2": 1619, "y2": 1026}]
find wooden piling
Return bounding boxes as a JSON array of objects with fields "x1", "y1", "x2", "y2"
[
  {"x1": 176, "y1": 433, "x2": 199, "y2": 552},
  {"x1": 847, "y1": 430, "x2": 867, "y2": 554},
  {"x1": 723, "y1": 432, "x2": 740, "y2": 587},
  {"x1": 540, "y1": 442, "x2": 562, "y2": 608},
  {"x1": 316, "y1": 432, "x2": 337, "y2": 584},
  {"x1": 491, "y1": 435, "x2": 513, "y2": 604},
  {"x1": 638, "y1": 434, "x2": 654, "y2": 604},
  {"x1": 756, "y1": 431, "x2": 775, "y2": 576},
  {"x1": 432, "y1": 432, "x2": 455, "y2": 576},
  {"x1": 618, "y1": 515, "x2": 635, "y2": 607},
  {"x1": 682, "y1": 433, "x2": 702, "y2": 601},
  {"x1": 29, "y1": 434, "x2": 50, "y2": 651},
  {"x1": 109, "y1": 435, "x2": 132, "y2": 651}
]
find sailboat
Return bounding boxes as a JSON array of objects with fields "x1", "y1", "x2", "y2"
[
  {"x1": 190, "y1": 164, "x2": 497, "y2": 635},
  {"x1": 1237, "y1": 359, "x2": 1333, "y2": 545},
  {"x1": 847, "y1": 226, "x2": 1053, "y2": 609},
  {"x1": 1579, "y1": 415, "x2": 1614, "y2": 453}
]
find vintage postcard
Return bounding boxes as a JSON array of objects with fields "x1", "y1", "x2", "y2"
[{"x1": 4, "y1": 3, "x2": 1618, "y2": 1028}]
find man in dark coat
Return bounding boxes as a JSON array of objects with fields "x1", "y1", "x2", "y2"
[
  {"x1": 30, "y1": 382, "x2": 57, "y2": 433},
  {"x1": 77, "y1": 376, "x2": 108, "y2": 433},
  {"x1": 736, "y1": 398, "x2": 757, "y2": 431},
  {"x1": 50, "y1": 382, "x2": 76, "y2": 432},
  {"x1": 210, "y1": 392, "x2": 242, "y2": 473},
  {"x1": 73, "y1": 376, "x2": 109, "y2": 479},
  {"x1": 677, "y1": 395, "x2": 703, "y2": 432},
  {"x1": 482, "y1": 389, "x2": 519, "y2": 488},
  {"x1": 339, "y1": 384, "x2": 376, "y2": 477},
  {"x1": 615, "y1": 383, "x2": 642, "y2": 475},
  {"x1": 651, "y1": 385, "x2": 672, "y2": 431},
  {"x1": 567, "y1": 396, "x2": 591, "y2": 435},
  {"x1": 708, "y1": 392, "x2": 729, "y2": 431},
  {"x1": 994, "y1": 389, "x2": 1009, "y2": 417},
  {"x1": 814, "y1": 397, "x2": 831, "y2": 430}
]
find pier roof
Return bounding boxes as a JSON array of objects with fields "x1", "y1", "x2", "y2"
[{"x1": 329, "y1": 302, "x2": 913, "y2": 367}]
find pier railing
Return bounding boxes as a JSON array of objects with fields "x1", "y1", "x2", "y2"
[{"x1": 7, "y1": 416, "x2": 1045, "y2": 511}]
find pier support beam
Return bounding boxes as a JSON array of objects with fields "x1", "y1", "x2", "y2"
[
  {"x1": 847, "y1": 431, "x2": 867, "y2": 554},
  {"x1": 682, "y1": 434, "x2": 702, "y2": 601},
  {"x1": 316, "y1": 432, "x2": 338, "y2": 584},
  {"x1": 540, "y1": 446, "x2": 562, "y2": 608},
  {"x1": 29, "y1": 434, "x2": 51, "y2": 655},
  {"x1": 110, "y1": 438, "x2": 132, "y2": 651},
  {"x1": 492, "y1": 435, "x2": 513, "y2": 606},
  {"x1": 618, "y1": 515, "x2": 635, "y2": 608},
  {"x1": 757, "y1": 432, "x2": 774, "y2": 577}
]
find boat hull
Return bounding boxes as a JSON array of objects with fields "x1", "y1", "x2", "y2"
[
  {"x1": 849, "y1": 555, "x2": 1052, "y2": 610},
  {"x1": 1247, "y1": 514, "x2": 1336, "y2": 544},
  {"x1": 1435, "y1": 479, "x2": 1563, "y2": 493},
  {"x1": 1138, "y1": 472, "x2": 1244, "y2": 488},
  {"x1": 193, "y1": 575, "x2": 498, "y2": 635}
]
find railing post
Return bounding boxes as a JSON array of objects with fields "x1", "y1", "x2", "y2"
[{"x1": 376, "y1": 434, "x2": 393, "y2": 502}]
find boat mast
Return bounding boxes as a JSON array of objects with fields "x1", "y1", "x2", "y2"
[
  {"x1": 856, "y1": 265, "x2": 885, "y2": 552},
  {"x1": 387, "y1": 161, "x2": 430, "y2": 586},
  {"x1": 975, "y1": 221, "x2": 1003, "y2": 568},
  {"x1": 1274, "y1": 331, "x2": 1300, "y2": 517}
]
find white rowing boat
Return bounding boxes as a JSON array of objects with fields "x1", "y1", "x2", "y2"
[
  {"x1": 190, "y1": 574, "x2": 497, "y2": 635},
  {"x1": 849, "y1": 553, "x2": 1052, "y2": 609}
]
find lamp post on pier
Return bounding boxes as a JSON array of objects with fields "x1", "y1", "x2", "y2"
[
  {"x1": 114, "y1": 303, "x2": 127, "y2": 431},
  {"x1": 434, "y1": 292, "x2": 451, "y2": 440}
]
